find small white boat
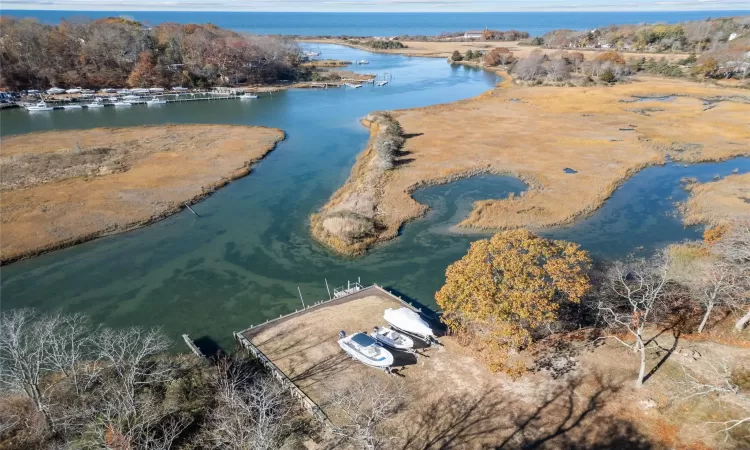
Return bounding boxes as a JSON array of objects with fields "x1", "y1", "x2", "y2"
[
  {"x1": 376, "y1": 80, "x2": 389, "y2": 86},
  {"x1": 25, "y1": 102, "x2": 54, "y2": 111},
  {"x1": 345, "y1": 83, "x2": 362, "y2": 88},
  {"x1": 384, "y1": 308, "x2": 436, "y2": 343},
  {"x1": 112, "y1": 101, "x2": 132, "y2": 107},
  {"x1": 62, "y1": 104, "x2": 82, "y2": 109},
  {"x1": 131, "y1": 88, "x2": 150, "y2": 95},
  {"x1": 149, "y1": 87, "x2": 165, "y2": 93},
  {"x1": 146, "y1": 97, "x2": 167, "y2": 105},
  {"x1": 371, "y1": 326, "x2": 414, "y2": 351},
  {"x1": 116, "y1": 89, "x2": 131, "y2": 94},
  {"x1": 65, "y1": 88, "x2": 82, "y2": 94},
  {"x1": 240, "y1": 93, "x2": 259, "y2": 99},
  {"x1": 85, "y1": 101, "x2": 105, "y2": 108},
  {"x1": 171, "y1": 86, "x2": 189, "y2": 92},
  {"x1": 356, "y1": 60, "x2": 369, "y2": 65},
  {"x1": 46, "y1": 87, "x2": 65, "y2": 95},
  {"x1": 122, "y1": 95, "x2": 140, "y2": 101},
  {"x1": 338, "y1": 332, "x2": 394, "y2": 369}
]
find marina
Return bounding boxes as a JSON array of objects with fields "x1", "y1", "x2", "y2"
[{"x1": 2, "y1": 43, "x2": 745, "y2": 351}]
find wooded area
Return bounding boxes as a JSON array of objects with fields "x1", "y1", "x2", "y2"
[{"x1": 0, "y1": 16, "x2": 303, "y2": 90}]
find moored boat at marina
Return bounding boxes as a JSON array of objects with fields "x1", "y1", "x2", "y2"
[
  {"x1": 345, "y1": 83, "x2": 362, "y2": 88},
  {"x1": 62, "y1": 104, "x2": 82, "y2": 109},
  {"x1": 112, "y1": 101, "x2": 133, "y2": 107},
  {"x1": 376, "y1": 80, "x2": 388, "y2": 86},
  {"x1": 146, "y1": 97, "x2": 167, "y2": 105},
  {"x1": 240, "y1": 93, "x2": 259, "y2": 99},
  {"x1": 25, "y1": 101, "x2": 54, "y2": 111},
  {"x1": 338, "y1": 332, "x2": 394, "y2": 369}
]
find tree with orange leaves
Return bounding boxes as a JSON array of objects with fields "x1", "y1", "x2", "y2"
[{"x1": 435, "y1": 229, "x2": 591, "y2": 376}]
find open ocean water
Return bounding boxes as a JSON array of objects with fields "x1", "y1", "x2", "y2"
[{"x1": 3, "y1": 10, "x2": 749, "y2": 36}]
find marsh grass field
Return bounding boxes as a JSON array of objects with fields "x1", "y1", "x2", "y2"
[
  {"x1": 314, "y1": 75, "x2": 750, "y2": 254},
  {"x1": 0, "y1": 125, "x2": 284, "y2": 263}
]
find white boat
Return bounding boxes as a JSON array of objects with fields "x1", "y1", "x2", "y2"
[
  {"x1": 171, "y1": 86, "x2": 189, "y2": 92},
  {"x1": 338, "y1": 332, "x2": 394, "y2": 369},
  {"x1": 62, "y1": 104, "x2": 82, "y2": 109},
  {"x1": 131, "y1": 88, "x2": 150, "y2": 95},
  {"x1": 370, "y1": 326, "x2": 414, "y2": 351},
  {"x1": 149, "y1": 87, "x2": 165, "y2": 93},
  {"x1": 81, "y1": 89, "x2": 95, "y2": 95},
  {"x1": 240, "y1": 93, "x2": 259, "y2": 99},
  {"x1": 345, "y1": 83, "x2": 362, "y2": 88},
  {"x1": 65, "y1": 88, "x2": 82, "y2": 94},
  {"x1": 25, "y1": 101, "x2": 54, "y2": 111},
  {"x1": 112, "y1": 101, "x2": 132, "y2": 107},
  {"x1": 101, "y1": 88, "x2": 117, "y2": 93},
  {"x1": 46, "y1": 87, "x2": 65, "y2": 95},
  {"x1": 383, "y1": 308, "x2": 436, "y2": 342},
  {"x1": 85, "y1": 102, "x2": 105, "y2": 108},
  {"x1": 146, "y1": 97, "x2": 167, "y2": 105},
  {"x1": 122, "y1": 95, "x2": 140, "y2": 101},
  {"x1": 116, "y1": 89, "x2": 131, "y2": 94},
  {"x1": 376, "y1": 80, "x2": 389, "y2": 86}
]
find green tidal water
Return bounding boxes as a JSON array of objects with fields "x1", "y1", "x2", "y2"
[{"x1": 1, "y1": 44, "x2": 747, "y2": 352}]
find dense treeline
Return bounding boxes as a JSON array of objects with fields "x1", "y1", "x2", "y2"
[
  {"x1": 541, "y1": 16, "x2": 749, "y2": 53},
  {"x1": 0, "y1": 16, "x2": 303, "y2": 90}
]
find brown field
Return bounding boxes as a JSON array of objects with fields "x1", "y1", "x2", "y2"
[
  {"x1": 681, "y1": 173, "x2": 750, "y2": 226},
  {"x1": 0, "y1": 125, "x2": 284, "y2": 264},
  {"x1": 301, "y1": 38, "x2": 692, "y2": 63},
  {"x1": 242, "y1": 288, "x2": 750, "y2": 449},
  {"x1": 314, "y1": 76, "x2": 750, "y2": 254}
]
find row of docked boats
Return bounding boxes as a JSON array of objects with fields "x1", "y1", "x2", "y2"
[
  {"x1": 338, "y1": 307, "x2": 437, "y2": 371},
  {"x1": 24, "y1": 97, "x2": 169, "y2": 111}
]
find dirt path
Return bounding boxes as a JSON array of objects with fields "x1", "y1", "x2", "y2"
[
  {"x1": 312, "y1": 76, "x2": 750, "y2": 255},
  {"x1": 0, "y1": 125, "x2": 284, "y2": 264}
]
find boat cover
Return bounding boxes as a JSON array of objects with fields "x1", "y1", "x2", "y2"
[{"x1": 383, "y1": 308, "x2": 434, "y2": 337}]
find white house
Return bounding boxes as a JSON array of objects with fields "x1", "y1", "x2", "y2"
[{"x1": 464, "y1": 30, "x2": 484, "y2": 39}]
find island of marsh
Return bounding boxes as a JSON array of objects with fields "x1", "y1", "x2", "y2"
[
  {"x1": 0, "y1": 125, "x2": 284, "y2": 264},
  {"x1": 312, "y1": 77, "x2": 750, "y2": 255},
  {"x1": 681, "y1": 173, "x2": 750, "y2": 226}
]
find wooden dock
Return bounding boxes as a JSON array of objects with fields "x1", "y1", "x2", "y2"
[{"x1": 234, "y1": 284, "x2": 433, "y2": 429}]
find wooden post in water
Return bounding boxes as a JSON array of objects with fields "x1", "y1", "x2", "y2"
[
  {"x1": 298, "y1": 287, "x2": 306, "y2": 309},
  {"x1": 184, "y1": 202, "x2": 200, "y2": 217}
]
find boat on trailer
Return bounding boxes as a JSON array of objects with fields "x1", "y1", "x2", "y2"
[
  {"x1": 370, "y1": 326, "x2": 414, "y2": 351},
  {"x1": 338, "y1": 332, "x2": 393, "y2": 369},
  {"x1": 383, "y1": 307, "x2": 436, "y2": 344}
]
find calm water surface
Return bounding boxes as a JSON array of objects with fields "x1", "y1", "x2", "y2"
[
  {"x1": 6, "y1": 11, "x2": 748, "y2": 37},
  {"x1": 1, "y1": 44, "x2": 747, "y2": 350}
]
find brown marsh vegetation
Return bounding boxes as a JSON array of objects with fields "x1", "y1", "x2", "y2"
[
  {"x1": 313, "y1": 76, "x2": 750, "y2": 254},
  {"x1": 0, "y1": 125, "x2": 284, "y2": 264}
]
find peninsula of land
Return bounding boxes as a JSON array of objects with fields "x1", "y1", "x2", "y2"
[
  {"x1": 311, "y1": 76, "x2": 750, "y2": 255},
  {"x1": 0, "y1": 125, "x2": 284, "y2": 264}
]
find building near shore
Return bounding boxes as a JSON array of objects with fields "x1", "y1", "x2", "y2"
[{"x1": 464, "y1": 30, "x2": 484, "y2": 39}]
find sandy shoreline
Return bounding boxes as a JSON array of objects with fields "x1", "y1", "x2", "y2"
[
  {"x1": 311, "y1": 76, "x2": 750, "y2": 255},
  {"x1": 0, "y1": 125, "x2": 284, "y2": 264},
  {"x1": 300, "y1": 38, "x2": 692, "y2": 62}
]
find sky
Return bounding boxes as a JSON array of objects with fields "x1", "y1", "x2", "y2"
[{"x1": 2, "y1": 0, "x2": 749, "y2": 12}]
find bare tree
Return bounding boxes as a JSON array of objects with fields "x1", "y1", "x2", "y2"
[
  {"x1": 200, "y1": 359, "x2": 293, "y2": 450},
  {"x1": 328, "y1": 377, "x2": 408, "y2": 450},
  {"x1": 597, "y1": 253, "x2": 671, "y2": 388},
  {"x1": 669, "y1": 253, "x2": 740, "y2": 333},
  {"x1": 0, "y1": 309, "x2": 61, "y2": 426},
  {"x1": 711, "y1": 221, "x2": 750, "y2": 331},
  {"x1": 93, "y1": 326, "x2": 172, "y2": 414},
  {"x1": 672, "y1": 358, "x2": 750, "y2": 443},
  {"x1": 44, "y1": 312, "x2": 97, "y2": 394},
  {"x1": 547, "y1": 58, "x2": 571, "y2": 81}
]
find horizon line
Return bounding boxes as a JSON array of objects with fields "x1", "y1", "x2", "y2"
[{"x1": 3, "y1": 8, "x2": 749, "y2": 13}]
